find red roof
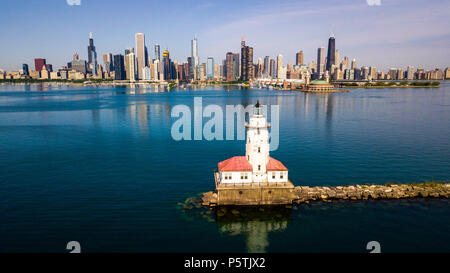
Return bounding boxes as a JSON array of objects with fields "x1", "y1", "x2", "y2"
[
  {"x1": 267, "y1": 157, "x2": 288, "y2": 171},
  {"x1": 218, "y1": 156, "x2": 288, "y2": 172},
  {"x1": 218, "y1": 156, "x2": 253, "y2": 172}
]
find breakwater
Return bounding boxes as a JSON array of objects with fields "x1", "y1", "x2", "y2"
[{"x1": 199, "y1": 182, "x2": 450, "y2": 207}]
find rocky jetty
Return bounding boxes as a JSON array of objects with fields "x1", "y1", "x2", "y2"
[{"x1": 200, "y1": 182, "x2": 450, "y2": 207}]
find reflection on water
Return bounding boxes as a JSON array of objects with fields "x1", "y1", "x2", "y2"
[{"x1": 214, "y1": 206, "x2": 291, "y2": 253}]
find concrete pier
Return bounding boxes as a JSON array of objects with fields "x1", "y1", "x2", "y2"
[{"x1": 201, "y1": 182, "x2": 450, "y2": 207}]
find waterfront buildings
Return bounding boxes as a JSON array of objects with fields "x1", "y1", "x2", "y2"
[{"x1": 125, "y1": 52, "x2": 136, "y2": 81}]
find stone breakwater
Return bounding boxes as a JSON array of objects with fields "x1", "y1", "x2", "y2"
[{"x1": 200, "y1": 183, "x2": 450, "y2": 207}]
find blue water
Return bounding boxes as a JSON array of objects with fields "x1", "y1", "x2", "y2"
[{"x1": 0, "y1": 83, "x2": 449, "y2": 253}]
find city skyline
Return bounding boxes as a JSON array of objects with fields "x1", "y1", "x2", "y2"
[{"x1": 0, "y1": 0, "x2": 449, "y2": 72}]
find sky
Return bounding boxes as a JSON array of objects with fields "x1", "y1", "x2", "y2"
[{"x1": 0, "y1": 0, "x2": 449, "y2": 72}]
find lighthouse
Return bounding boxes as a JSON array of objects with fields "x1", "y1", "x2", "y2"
[
  {"x1": 245, "y1": 101, "x2": 270, "y2": 183},
  {"x1": 214, "y1": 101, "x2": 294, "y2": 205}
]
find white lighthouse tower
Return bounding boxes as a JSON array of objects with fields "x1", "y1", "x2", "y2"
[{"x1": 245, "y1": 101, "x2": 270, "y2": 183}]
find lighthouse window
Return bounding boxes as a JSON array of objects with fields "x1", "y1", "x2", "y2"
[
  {"x1": 257, "y1": 128, "x2": 260, "y2": 135},
  {"x1": 280, "y1": 172, "x2": 284, "y2": 179},
  {"x1": 258, "y1": 165, "x2": 261, "y2": 171},
  {"x1": 258, "y1": 147, "x2": 261, "y2": 153},
  {"x1": 272, "y1": 173, "x2": 275, "y2": 179}
]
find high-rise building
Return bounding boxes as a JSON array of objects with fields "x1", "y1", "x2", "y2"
[
  {"x1": 263, "y1": 56, "x2": 270, "y2": 78},
  {"x1": 135, "y1": 33, "x2": 147, "y2": 80},
  {"x1": 407, "y1": 66, "x2": 414, "y2": 80},
  {"x1": 34, "y1": 58, "x2": 46, "y2": 71},
  {"x1": 102, "y1": 53, "x2": 113, "y2": 72},
  {"x1": 233, "y1": 53, "x2": 240, "y2": 80},
  {"x1": 207, "y1": 57, "x2": 214, "y2": 79},
  {"x1": 351, "y1": 59, "x2": 357, "y2": 70},
  {"x1": 125, "y1": 52, "x2": 136, "y2": 81},
  {"x1": 191, "y1": 37, "x2": 199, "y2": 71},
  {"x1": 296, "y1": 51, "x2": 304, "y2": 66},
  {"x1": 276, "y1": 54, "x2": 283, "y2": 79},
  {"x1": 113, "y1": 54, "x2": 125, "y2": 80},
  {"x1": 22, "y1": 64, "x2": 29, "y2": 76},
  {"x1": 335, "y1": 50, "x2": 340, "y2": 66},
  {"x1": 240, "y1": 40, "x2": 253, "y2": 81},
  {"x1": 269, "y1": 59, "x2": 276, "y2": 79},
  {"x1": 162, "y1": 49, "x2": 172, "y2": 80},
  {"x1": 225, "y1": 52, "x2": 235, "y2": 81},
  {"x1": 317, "y1": 47, "x2": 325, "y2": 77},
  {"x1": 87, "y1": 32, "x2": 97, "y2": 75},
  {"x1": 326, "y1": 36, "x2": 336, "y2": 72},
  {"x1": 155, "y1": 44, "x2": 160, "y2": 61}
]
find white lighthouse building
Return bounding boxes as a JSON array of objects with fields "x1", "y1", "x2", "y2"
[{"x1": 216, "y1": 101, "x2": 289, "y2": 186}]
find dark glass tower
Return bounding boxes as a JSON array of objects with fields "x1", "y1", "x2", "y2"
[
  {"x1": 326, "y1": 36, "x2": 336, "y2": 72},
  {"x1": 113, "y1": 54, "x2": 125, "y2": 80},
  {"x1": 87, "y1": 32, "x2": 97, "y2": 75},
  {"x1": 22, "y1": 64, "x2": 29, "y2": 76},
  {"x1": 240, "y1": 40, "x2": 253, "y2": 81}
]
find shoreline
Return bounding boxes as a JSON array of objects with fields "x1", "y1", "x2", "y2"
[{"x1": 199, "y1": 182, "x2": 450, "y2": 207}]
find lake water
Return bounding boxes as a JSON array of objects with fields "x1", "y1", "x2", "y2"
[{"x1": 0, "y1": 83, "x2": 449, "y2": 253}]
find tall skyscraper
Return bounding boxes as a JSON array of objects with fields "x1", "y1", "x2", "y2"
[
  {"x1": 240, "y1": 40, "x2": 253, "y2": 81},
  {"x1": 191, "y1": 37, "x2": 199, "y2": 70},
  {"x1": 263, "y1": 56, "x2": 270, "y2": 78},
  {"x1": 87, "y1": 32, "x2": 97, "y2": 75},
  {"x1": 125, "y1": 52, "x2": 136, "y2": 81},
  {"x1": 351, "y1": 58, "x2": 357, "y2": 70},
  {"x1": 207, "y1": 57, "x2": 214, "y2": 79},
  {"x1": 326, "y1": 36, "x2": 336, "y2": 72},
  {"x1": 102, "y1": 53, "x2": 113, "y2": 72},
  {"x1": 225, "y1": 52, "x2": 235, "y2": 81},
  {"x1": 22, "y1": 64, "x2": 29, "y2": 76},
  {"x1": 296, "y1": 51, "x2": 304, "y2": 66},
  {"x1": 155, "y1": 44, "x2": 160, "y2": 61},
  {"x1": 162, "y1": 50, "x2": 172, "y2": 80},
  {"x1": 34, "y1": 58, "x2": 46, "y2": 71},
  {"x1": 335, "y1": 50, "x2": 340, "y2": 66},
  {"x1": 269, "y1": 59, "x2": 276, "y2": 79},
  {"x1": 135, "y1": 33, "x2": 147, "y2": 80},
  {"x1": 113, "y1": 54, "x2": 125, "y2": 80},
  {"x1": 276, "y1": 54, "x2": 283, "y2": 79},
  {"x1": 317, "y1": 47, "x2": 325, "y2": 77}
]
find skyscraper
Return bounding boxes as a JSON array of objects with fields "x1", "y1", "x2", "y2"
[
  {"x1": 125, "y1": 52, "x2": 136, "y2": 81},
  {"x1": 155, "y1": 44, "x2": 160, "y2": 61},
  {"x1": 113, "y1": 54, "x2": 125, "y2": 80},
  {"x1": 34, "y1": 58, "x2": 46, "y2": 71},
  {"x1": 240, "y1": 40, "x2": 253, "y2": 81},
  {"x1": 22, "y1": 64, "x2": 29, "y2": 76},
  {"x1": 317, "y1": 47, "x2": 325, "y2": 77},
  {"x1": 103, "y1": 53, "x2": 113, "y2": 72},
  {"x1": 276, "y1": 54, "x2": 283, "y2": 79},
  {"x1": 296, "y1": 51, "x2": 304, "y2": 66},
  {"x1": 207, "y1": 57, "x2": 214, "y2": 79},
  {"x1": 269, "y1": 59, "x2": 276, "y2": 79},
  {"x1": 263, "y1": 56, "x2": 270, "y2": 78},
  {"x1": 225, "y1": 52, "x2": 235, "y2": 81},
  {"x1": 162, "y1": 50, "x2": 171, "y2": 80},
  {"x1": 135, "y1": 33, "x2": 147, "y2": 80},
  {"x1": 326, "y1": 36, "x2": 336, "y2": 72},
  {"x1": 87, "y1": 32, "x2": 97, "y2": 75},
  {"x1": 191, "y1": 37, "x2": 199, "y2": 70}
]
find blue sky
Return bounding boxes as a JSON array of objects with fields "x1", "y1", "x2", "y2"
[{"x1": 0, "y1": 0, "x2": 449, "y2": 71}]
